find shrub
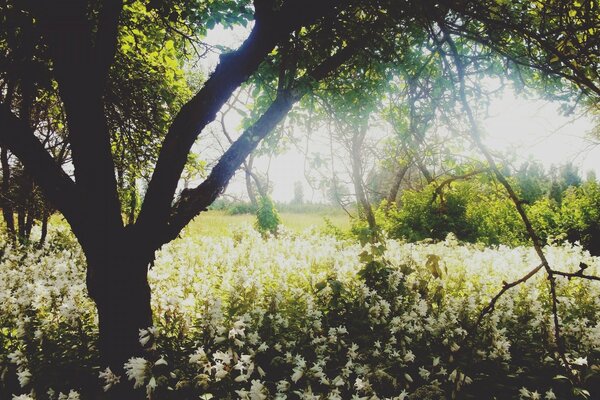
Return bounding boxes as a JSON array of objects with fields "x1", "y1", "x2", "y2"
[{"x1": 255, "y1": 196, "x2": 281, "y2": 235}]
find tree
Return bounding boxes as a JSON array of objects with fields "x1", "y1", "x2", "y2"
[
  {"x1": 0, "y1": 0, "x2": 599, "y2": 397},
  {"x1": 292, "y1": 180, "x2": 304, "y2": 204},
  {"x1": 0, "y1": 0, "x2": 402, "y2": 392}
]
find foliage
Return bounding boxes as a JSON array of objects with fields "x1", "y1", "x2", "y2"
[
  {"x1": 2, "y1": 228, "x2": 600, "y2": 398},
  {"x1": 255, "y1": 196, "x2": 281, "y2": 236},
  {"x1": 377, "y1": 169, "x2": 600, "y2": 255},
  {"x1": 378, "y1": 184, "x2": 475, "y2": 243},
  {"x1": 559, "y1": 181, "x2": 600, "y2": 255}
]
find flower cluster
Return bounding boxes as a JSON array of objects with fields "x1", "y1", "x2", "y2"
[{"x1": 1, "y1": 226, "x2": 600, "y2": 399}]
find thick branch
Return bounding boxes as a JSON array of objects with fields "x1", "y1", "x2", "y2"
[
  {"x1": 137, "y1": 0, "x2": 345, "y2": 233},
  {"x1": 430, "y1": 168, "x2": 487, "y2": 204},
  {"x1": 0, "y1": 103, "x2": 82, "y2": 231},
  {"x1": 163, "y1": 91, "x2": 297, "y2": 243},
  {"x1": 462, "y1": 263, "x2": 544, "y2": 345},
  {"x1": 157, "y1": 42, "x2": 359, "y2": 246}
]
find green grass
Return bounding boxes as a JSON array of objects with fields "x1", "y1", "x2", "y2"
[{"x1": 183, "y1": 209, "x2": 351, "y2": 237}]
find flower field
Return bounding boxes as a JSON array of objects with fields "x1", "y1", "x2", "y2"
[{"x1": 1, "y1": 226, "x2": 600, "y2": 399}]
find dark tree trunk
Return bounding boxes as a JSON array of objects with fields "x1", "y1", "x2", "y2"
[
  {"x1": 0, "y1": 147, "x2": 15, "y2": 237},
  {"x1": 17, "y1": 207, "x2": 26, "y2": 241},
  {"x1": 85, "y1": 240, "x2": 153, "y2": 399},
  {"x1": 39, "y1": 208, "x2": 49, "y2": 246},
  {"x1": 24, "y1": 192, "x2": 35, "y2": 239},
  {"x1": 16, "y1": 175, "x2": 34, "y2": 243},
  {"x1": 386, "y1": 161, "x2": 411, "y2": 205}
]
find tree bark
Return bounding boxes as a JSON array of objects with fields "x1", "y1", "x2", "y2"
[
  {"x1": 1, "y1": 147, "x2": 15, "y2": 236},
  {"x1": 85, "y1": 239, "x2": 153, "y2": 398},
  {"x1": 39, "y1": 208, "x2": 49, "y2": 246}
]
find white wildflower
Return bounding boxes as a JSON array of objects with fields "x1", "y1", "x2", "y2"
[
  {"x1": 545, "y1": 389, "x2": 557, "y2": 400},
  {"x1": 17, "y1": 369, "x2": 31, "y2": 387},
  {"x1": 99, "y1": 367, "x2": 121, "y2": 392},
  {"x1": 124, "y1": 357, "x2": 148, "y2": 388}
]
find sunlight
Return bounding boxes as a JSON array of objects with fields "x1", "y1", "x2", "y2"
[{"x1": 483, "y1": 91, "x2": 597, "y2": 175}]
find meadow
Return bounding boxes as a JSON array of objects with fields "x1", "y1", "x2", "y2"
[
  {"x1": 184, "y1": 210, "x2": 351, "y2": 237},
  {"x1": 1, "y1": 219, "x2": 600, "y2": 399}
]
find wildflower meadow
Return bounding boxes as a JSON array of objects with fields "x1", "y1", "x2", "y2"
[{"x1": 2, "y1": 226, "x2": 599, "y2": 399}]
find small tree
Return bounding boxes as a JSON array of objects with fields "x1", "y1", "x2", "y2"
[
  {"x1": 292, "y1": 180, "x2": 304, "y2": 205},
  {"x1": 255, "y1": 195, "x2": 281, "y2": 235}
]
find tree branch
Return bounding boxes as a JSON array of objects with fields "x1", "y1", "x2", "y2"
[
  {"x1": 136, "y1": 0, "x2": 345, "y2": 234},
  {"x1": 156, "y1": 41, "x2": 360, "y2": 246},
  {"x1": 0, "y1": 103, "x2": 82, "y2": 232},
  {"x1": 462, "y1": 263, "x2": 544, "y2": 346},
  {"x1": 441, "y1": 25, "x2": 575, "y2": 379}
]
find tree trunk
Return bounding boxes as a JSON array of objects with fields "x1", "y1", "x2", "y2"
[
  {"x1": 351, "y1": 125, "x2": 377, "y2": 234},
  {"x1": 417, "y1": 158, "x2": 434, "y2": 184},
  {"x1": 0, "y1": 147, "x2": 15, "y2": 237},
  {"x1": 24, "y1": 201, "x2": 34, "y2": 239},
  {"x1": 386, "y1": 161, "x2": 411, "y2": 205},
  {"x1": 17, "y1": 207, "x2": 25, "y2": 241},
  {"x1": 85, "y1": 242, "x2": 153, "y2": 399},
  {"x1": 245, "y1": 168, "x2": 258, "y2": 207},
  {"x1": 39, "y1": 207, "x2": 49, "y2": 246},
  {"x1": 16, "y1": 175, "x2": 34, "y2": 243}
]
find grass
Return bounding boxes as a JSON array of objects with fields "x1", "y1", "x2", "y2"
[{"x1": 183, "y1": 209, "x2": 351, "y2": 237}]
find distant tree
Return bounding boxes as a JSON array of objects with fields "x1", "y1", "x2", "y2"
[{"x1": 292, "y1": 180, "x2": 304, "y2": 205}]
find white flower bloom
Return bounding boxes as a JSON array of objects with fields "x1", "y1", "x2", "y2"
[
  {"x1": 124, "y1": 357, "x2": 148, "y2": 388},
  {"x1": 519, "y1": 387, "x2": 531, "y2": 398},
  {"x1": 354, "y1": 377, "x2": 367, "y2": 391},
  {"x1": 572, "y1": 357, "x2": 588, "y2": 366},
  {"x1": 276, "y1": 380, "x2": 290, "y2": 392},
  {"x1": 154, "y1": 356, "x2": 168, "y2": 366},
  {"x1": 291, "y1": 368, "x2": 303, "y2": 383},
  {"x1": 12, "y1": 394, "x2": 34, "y2": 400},
  {"x1": 245, "y1": 380, "x2": 267, "y2": 400},
  {"x1": 545, "y1": 389, "x2": 557, "y2": 400},
  {"x1": 99, "y1": 367, "x2": 121, "y2": 392},
  {"x1": 146, "y1": 377, "x2": 157, "y2": 399},
  {"x1": 17, "y1": 369, "x2": 31, "y2": 387},
  {"x1": 189, "y1": 347, "x2": 207, "y2": 364}
]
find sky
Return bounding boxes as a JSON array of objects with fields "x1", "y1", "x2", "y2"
[{"x1": 197, "y1": 26, "x2": 600, "y2": 203}]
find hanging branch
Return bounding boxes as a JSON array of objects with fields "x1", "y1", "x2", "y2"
[{"x1": 440, "y1": 25, "x2": 576, "y2": 378}]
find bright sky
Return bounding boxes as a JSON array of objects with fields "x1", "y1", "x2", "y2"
[
  {"x1": 197, "y1": 26, "x2": 600, "y2": 203},
  {"x1": 483, "y1": 94, "x2": 598, "y2": 175}
]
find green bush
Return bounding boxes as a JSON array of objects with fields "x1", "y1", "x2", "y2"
[
  {"x1": 377, "y1": 178, "x2": 600, "y2": 255},
  {"x1": 255, "y1": 196, "x2": 281, "y2": 235}
]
